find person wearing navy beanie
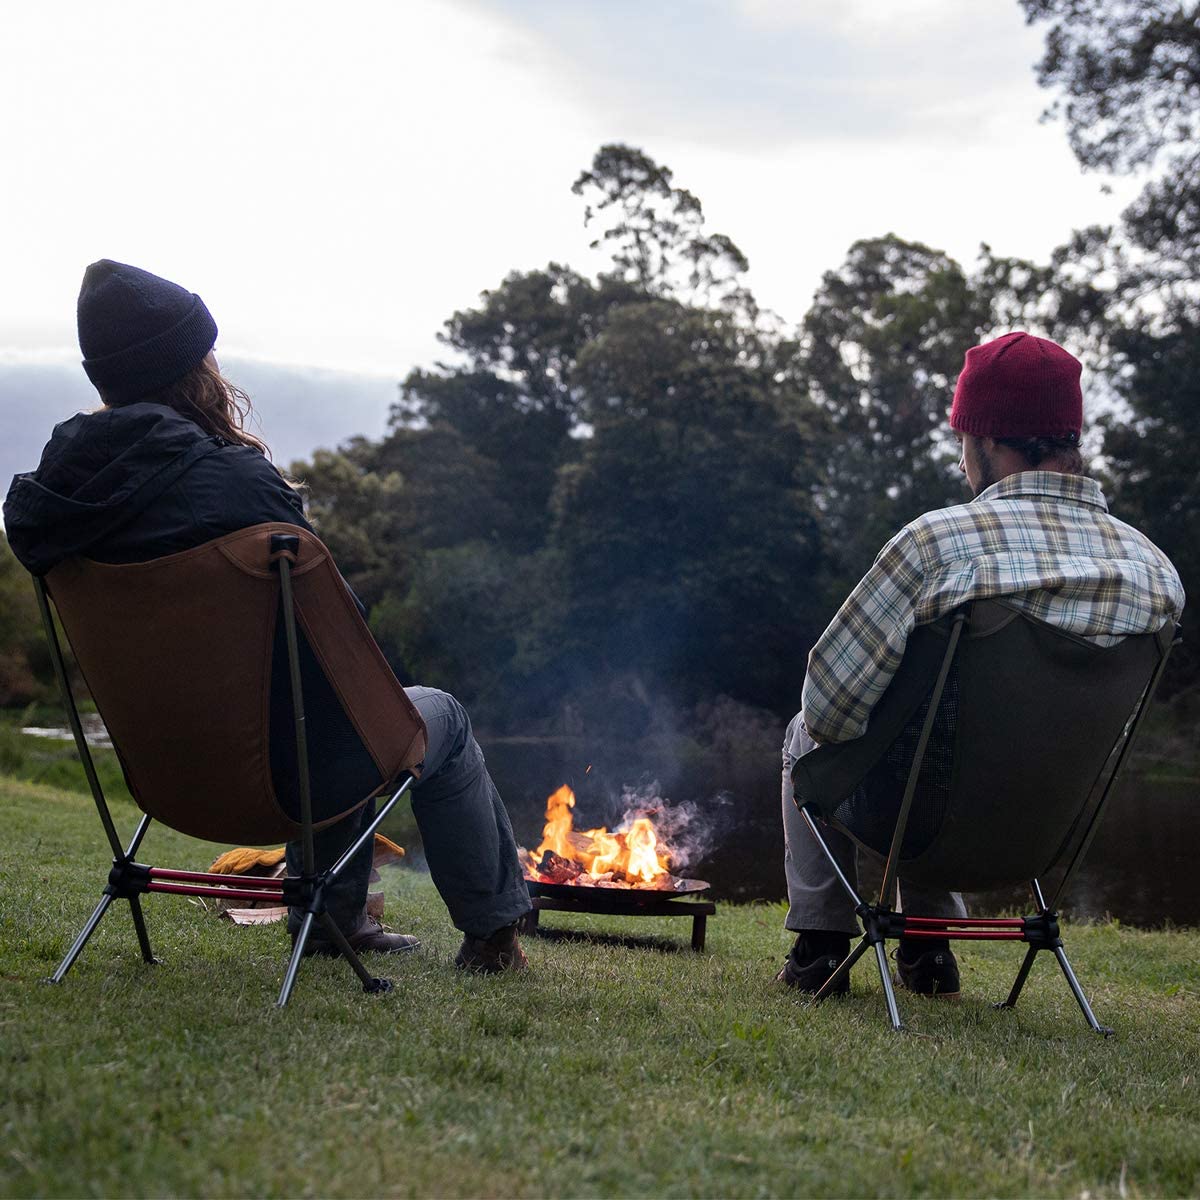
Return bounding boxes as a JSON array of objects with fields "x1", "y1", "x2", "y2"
[
  {"x1": 77, "y1": 259, "x2": 219, "y2": 404},
  {"x1": 3, "y1": 259, "x2": 533, "y2": 973},
  {"x1": 776, "y1": 330, "x2": 1183, "y2": 1002}
]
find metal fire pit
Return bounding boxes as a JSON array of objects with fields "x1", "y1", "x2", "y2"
[{"x1": 520, "y1": 877, "x2": 716, "y2": 951}]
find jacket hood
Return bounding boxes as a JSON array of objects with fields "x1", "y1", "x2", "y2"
[{"x1": 3, "y1": 403, "x2": 224, "y2": 575}]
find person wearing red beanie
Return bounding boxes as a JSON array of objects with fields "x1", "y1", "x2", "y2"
[
  {"x1": 949, "y1": 330, "x2": 1084, "y2": 496},
  {"x1": 777, "y1": 331, "x2": 1184, "y2": 1000}
]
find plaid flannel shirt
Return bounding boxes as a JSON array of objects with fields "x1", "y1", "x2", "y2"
[{"x1": 802, "y1": 472, "x2": 1185, "y2": 745}]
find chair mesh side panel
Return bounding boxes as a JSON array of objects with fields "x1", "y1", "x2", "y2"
[
  {"x1": 269, "y1": 606, "x2": 385, "y2": 823},
  {"x1": 831, "y1": 666, "x2": 959, "y2": 859}
]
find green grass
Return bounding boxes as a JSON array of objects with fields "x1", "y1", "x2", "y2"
[{"x1": 2, "y1": 776, "x2": 1198, "y2": 1199}]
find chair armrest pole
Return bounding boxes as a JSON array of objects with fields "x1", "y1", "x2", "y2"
[
  {"x1": 276, "y1": 556, "x2": 316, "y2": 877},
  {"x1": 124, "y1": 813, "x2": 152, "y2": 860},
  {"x1": 800, "y1": 803, "x2": 867, "y2": 911},
  {"x1": 33, "y1": 577, "x2": 124, "y2": 859}
]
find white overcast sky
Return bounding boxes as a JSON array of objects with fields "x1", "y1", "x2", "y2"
[{"x1": 1, "y1": 0, "x2": 1134, "y2": 379}]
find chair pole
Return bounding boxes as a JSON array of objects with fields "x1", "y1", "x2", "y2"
[
  {"x1": 811, "y1": 937, "x2": 871, "y2": 1003},
  {"x1": 1049, "y1": 640, "x2": 1175, "y2": 912},
  {"x1": 317, "y1": 913, "x2": 392, "y2": 994},
  {"x1": 128, "y1": 896, "x2": 156, "y2": 964},
  {"x1": 878, "y1": 613, "x2": 966, "y2": 908},
  {"x1": 1001, "y1": 946, "x2": 1039, "y2": 1009},
  {"x1": 48, "y1": 894, "x2": 116, "y2": 984},
  {"x1": 873, "y1": 940, "x2": 904, "y2": 1031},
  {"x1": 799, "y1": 804, "x2": 866, "y2": 910},
  {"x1": 1053, "y1": 945, "x2": 1113, "y2": 1037},
  {"x1": 276, "y1": 556, "x2": 316, "y2": 878},
  {"x1": 122, "y1": 812, "x2": 157, "y2": 963},
  {"x1": 278, "y1": 913, "x2": 316, "y2": 1008},
  {"x1": 33, "y1": 578, "x2": 124, "y2": 859},
  {"x1": 326, "y1": 774, "x2": 415, "y2": 882},
  {"x1": 124, "y1": 813, "x2": 152, "y2": 860}
]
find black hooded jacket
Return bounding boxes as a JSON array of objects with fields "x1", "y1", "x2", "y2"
[
  {"x1": 4, "y1": 401, "x2": 387, "y2": 817},
  {"x1": 3, "y1": 403, "x2": 314, "y2": 575}
]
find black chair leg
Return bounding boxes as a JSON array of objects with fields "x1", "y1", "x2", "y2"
[
  {"x1": 1053, "y1": 944, "x2": 1113, "y2": 1037},
  {"x1": 810, "y1": 936, "x2": 870, "y2": 1004},
  {"x1": 128, "y1": 895, "x2": 157, "y2": 964},
  {"x1": 47, "y1": 892, "x2": 115, "y2": 984},
  {"x1": 1000, "y1": 945, "x2": 1040, "y2": 1009},
  {"x1": 277, "y1": 912, "x2": 314, "y2": 1008},
  {"x1": 318, "y1": 912, "x2": 393, "y2": 995}
]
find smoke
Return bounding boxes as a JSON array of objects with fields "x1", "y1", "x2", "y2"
[{"x1": 610, "y1": 782, "x2": 736, "y2": 875}]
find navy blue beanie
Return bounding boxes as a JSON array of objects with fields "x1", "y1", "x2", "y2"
[{"x1": 77, "y1": 259, "x2": 218, "y2": 403}]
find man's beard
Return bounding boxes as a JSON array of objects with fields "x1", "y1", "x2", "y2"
[{"x1": 973, "y1": 442, "x2": 999, "y2": 497}]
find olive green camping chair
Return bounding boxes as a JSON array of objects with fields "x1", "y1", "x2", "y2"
[
  {"x1": 792, "y1": 599, "x2": 1178, "y2": 1035},
  {"x1": 32, "y1": 523, "x2": 427, "y2": 1007}
]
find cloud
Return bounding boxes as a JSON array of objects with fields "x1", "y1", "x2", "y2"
[{"x1": 466, "y1": 0, "x2": 1050, "y2": 150}]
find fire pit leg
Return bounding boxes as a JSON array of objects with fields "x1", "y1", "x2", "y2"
[
  {"x1": 691, "y1": 913, "x2": 707, "y2": 953},
  {"x1": 519, "y1": 906, "x2": 541, "y2": 936}
]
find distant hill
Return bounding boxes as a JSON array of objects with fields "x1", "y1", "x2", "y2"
[{"x1": 0, "y1": 357, "x2": 399, "y2": 506}]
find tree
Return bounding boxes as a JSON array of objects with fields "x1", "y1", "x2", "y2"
[
  {"x1": 799, "y1": 235, "x2": 993, "y2": 592},
  {"x1": 1100, "y1": 319, "x2": 1200, "y2": 686},
  {"x1": 390, "y1": 266, "x2": 643, "y2": 555},
  {"x1": 0, "y1": 533, "x2": 47, "y2": 706},
  {"x1": 291, "y1": 439, "x2": 406, "y2": 608},
  {"x1": 572, "y1": 144, "x2": 753, "y2": 314},
  {"x1": 1021, "y1": 1, "x2": 1200, "y2": 175},
  {"x1": 1021, "y1": 1, "x2": 1200, "y2": 299},
  {"x1": 549, "y1": 300, "x2": 826, "y2": 716},
  {"x1": 1023, "y1": 0, "x2": 1200, "y2": 692}
]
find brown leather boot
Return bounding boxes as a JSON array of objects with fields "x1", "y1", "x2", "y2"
[
  {"x1": 454, "y1": 921, "x2": 528, "y2": 973},
  {"x1": 298, "y1": 911, "x2": 421, "y2": 958}
]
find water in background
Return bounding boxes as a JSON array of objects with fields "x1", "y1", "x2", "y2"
[{"x1": 480, "y1": 735, "x2": 1200, "y2": 928}]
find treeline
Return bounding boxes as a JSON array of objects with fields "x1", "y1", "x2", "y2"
[{"x1": 3, "y1": 2, "x2": 1195, "y2": 740}]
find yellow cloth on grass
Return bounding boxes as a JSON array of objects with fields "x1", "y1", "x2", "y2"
[{"x1": 209, "y1": 834, "x2": 404, "y2": 876}]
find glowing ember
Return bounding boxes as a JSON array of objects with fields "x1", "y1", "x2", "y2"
[{"x1": 521, "y1": 785, "x2": 681, "y2": 890}]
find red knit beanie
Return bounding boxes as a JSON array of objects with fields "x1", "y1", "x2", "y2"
[{"x1": 950, "y1": 331, "x2": 1082, "y2": 439}]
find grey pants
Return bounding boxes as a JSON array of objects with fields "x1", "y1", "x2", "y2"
[
  {"x1": 781, "y1": 712, "x2": 966, "y2": 934},
  {"x1": 288, "y1": 686, "x2": 531, "y2": 940}
]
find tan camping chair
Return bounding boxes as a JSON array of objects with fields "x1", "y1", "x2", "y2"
[
  {"x1": 33, "y1": 523, "x2": 427, "y2": 1007},
  {"x1": 792, "y1": 599, "x2": 1178, "y2": 1035}
]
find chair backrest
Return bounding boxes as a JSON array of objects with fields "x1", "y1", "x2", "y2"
[
  {"x1": 45, "y1": 523, "x2": 427, "y2": 845},
  {"x1": 793, "y1": 600, "x2": 1174, "y2": 890}
]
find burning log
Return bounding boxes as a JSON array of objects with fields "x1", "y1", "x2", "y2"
[
  {"x1": 536, "y1": 850, "x2": 584, "y2": 884},
  {"x1": 521, "y1": 784, "x2": 681, "y2": 889}
]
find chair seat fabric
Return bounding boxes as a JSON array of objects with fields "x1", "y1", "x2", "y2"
[
  {"x1": 793, "y1": 600, "x2": 1173, "y2": 891},
  {"x1": 46, "y1": 523, "x2": 427, "y2": 845}
]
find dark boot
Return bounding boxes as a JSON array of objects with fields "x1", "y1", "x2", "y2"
[
  {"x1": 297, "y1": 911, "x2": 420, "y2": 958},
  {"x1": 894, "y1": 937, "x2": 960, "y2": 999},
  {"x1": 775, "y1": 931, "x2": 852, "y2": 995},
  {"x1": 454, "y1": 921, "x2": 528, "y2": 973}
]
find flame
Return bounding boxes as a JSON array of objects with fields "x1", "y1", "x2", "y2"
[
  {"x1": 525, "y1": 785, "x2": 672, "y2": 886},
  {"x1": 533, "y1": 785, "x2": 577, "y2": 861},
  {"x1": 624, "y1": 818, "x2": 662, "y2": 883}
]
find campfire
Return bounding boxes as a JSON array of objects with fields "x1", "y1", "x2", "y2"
[{"x1": 520, "y1": 785, "x2": 689, "y2": 891}]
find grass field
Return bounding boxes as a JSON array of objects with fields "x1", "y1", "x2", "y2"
[{"x1": 2, "y1": 775, "x2": 1198, "y2": 1199}]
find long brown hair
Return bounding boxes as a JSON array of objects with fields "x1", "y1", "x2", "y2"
[{"x1": 106, "y1": 357, "x2": 272, "y2": 458}]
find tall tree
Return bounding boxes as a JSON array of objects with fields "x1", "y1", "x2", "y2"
[
  {"x1": 0, "y1": 533, "x2": 47, "y2": 706},
  {"x1": 1021, "y1": 1, "x2": 1200, "y2": 300},
  {"x1": 800, "y1": 235, "x2": 993, "y2": 593},
  {"x1": 550, "y1": 300, "x2": 825, "y2": 716},
  {"x1": 1023, "y1": 0, "x2": 1200, "y2": 692},
  {"x1": 572, "y1": 144, "x2": 753, "y2": 315}
]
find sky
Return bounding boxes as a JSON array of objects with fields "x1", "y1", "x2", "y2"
[{"x1": 1, "y1": 0, "x2": 1134, "y2": 384}]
